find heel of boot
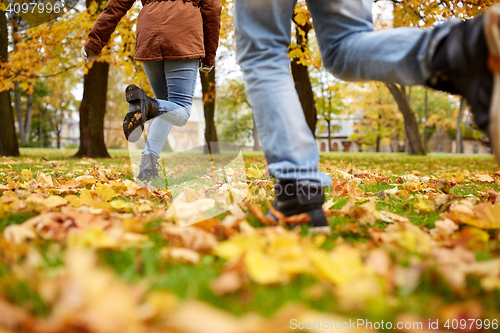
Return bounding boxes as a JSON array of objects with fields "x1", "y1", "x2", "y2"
[{"x1": 125, "y1": 84, "x2": 142, "y2": 102}]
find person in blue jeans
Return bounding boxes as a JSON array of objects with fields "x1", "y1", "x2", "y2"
[
  {"x1": 234, "y1": 0, "x2": 500, "y2": 229},
  {"x1": 82, "y1": 0, "x2": 222, "y2": 183}
]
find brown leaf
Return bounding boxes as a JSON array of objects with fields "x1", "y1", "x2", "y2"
[
  {"x1": 365, "y1": 249, "x2": 391, "y2": 276},
  {"x1": 163, "y1": 226, "x2": 218, "y2": 253},
  {"x1": 283, "y1": 213, "x2": 311, "y2": 225},
  {"x1": 447, "y1": 202, "x2": 500, "y2": 229},
  {"x1": 440, "y1": 301, "x2": 483, "y2": 333},
  {"x1": 379, "y1": 210, "x2": 410, "y2": 223},
  {"x1": 267, "y1": 205, "x2": 311, "y2": 225},
  {"x1": 430, "y1": 218, "x2": 459, "y2": 238},
  {"x1": 0, "y1": 299, "x2": 33, "y2": 331},
  {"x1": 246, "y1": 202, "x2": 275, "y2": 226},
  {"x1": 211, "y1": 256, "x2": 245, "y2": 295},
  {"x1": 350, "y1": 200, "x2": 378, "y2": 225},
  {"x1": 488, "y1": 190, "x2": 500, "y2": 204},
  {"x1": 161, "y1": 247, "x2": 200, "y2": 264}
]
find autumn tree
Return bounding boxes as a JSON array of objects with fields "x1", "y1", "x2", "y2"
[
  {"x1": 313, "y1": 71, "x2": 346, "y2": 151},
  {"x1": 290, "y1": 3, "x2": 321, "y2": 134},
  {"x1": 0, "y1": 8, "x2": 19, "y2": 156},
  {"x1": 75, "y1": 0, "x2": 111, "y2": 158},
  {"x1": 216, "y1": 79, "x2": 257, "y2": 147},
  {"x1": 384, "y1": 0, "x2": 499, "y2": 153},
  {"x1": 201, "y1": 67, "x2": 220, "y2": 154},
  {"x1": 350, "y1": 82, "x2": 405, "y2": 152}
]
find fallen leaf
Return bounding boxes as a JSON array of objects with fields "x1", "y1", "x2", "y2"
[
  {"x1": 246, "y1": 202, "x2": 275, "y2": 226},
  {"x1": 447, "y1": 202, "x2": 500, "y2": 229},
  {"x1": 161, "y1": 247, "x2": 201, "y2": 264},
  {"x1": 163, "y1": 226, "x2": 218, "y2": 253}
]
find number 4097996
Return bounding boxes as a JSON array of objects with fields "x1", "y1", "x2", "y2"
[
  {"x1": 444, "y1": 319, "x2": 498, "y2": 330},
  {"x1": 6, "y1": 2, "x2": 63, "y2": 14}
]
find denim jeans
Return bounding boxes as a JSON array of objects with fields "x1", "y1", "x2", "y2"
[
  {"x1": 142, "y1": 59, "x2": 199, "y2": 157},
  {"x1": 234, "y1": 0, "x2": 459, "y2": 187}
]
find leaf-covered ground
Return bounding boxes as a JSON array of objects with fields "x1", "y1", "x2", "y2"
[{"x1": 1, "y1": 149, "x2": 500, "y2": 333}]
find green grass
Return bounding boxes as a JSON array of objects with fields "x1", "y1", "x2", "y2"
[{"x1": 2, "y1": 149, "x2": 500, "y2": 325}]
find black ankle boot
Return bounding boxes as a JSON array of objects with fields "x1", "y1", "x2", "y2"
[
  {"x1": 123, "y1": 84, "x2": 159, "y2": 143},
  {"x1": 426, "y1": 7, "x2": 500, "y2": 162},
  {"x1": 136, "y1": 153, "x2": 164, "y2": 187},
  {"x1": 268, "y1": 179, "x2": 328, "y2": 228}
]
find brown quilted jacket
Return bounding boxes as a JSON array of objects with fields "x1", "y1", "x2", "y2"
[{"x1": 84, "y1": 0, "x2": 222, "y2": 67}]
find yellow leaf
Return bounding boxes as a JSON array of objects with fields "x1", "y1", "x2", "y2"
[
  {"x1": 110, "y1": 200, "x2": 132, "y2": 212},
  {"x1": 246, "y1": 166, "x2": 263, "y2": 179},
  {"x1": 43, "y1": 195, "x2": 68, "y2": 209},
  {"x1": 137, "y1": 203, "x2": 152, "y2": 213},
  {"x1": 294, "y1": 10, "x2": 310, "y2": 27},
  {"x1": 75, "y1": 175, "x2": 96, "y2": 187},
  {"x1": 36, "y1": 171, "x2": 53, "y2": 186},
  {"x1": 414, "y1": 199, "x2": 435, "y2": 213},
  {"x1": 79, "y1": 189, "x2": 94, "y2": 206},
  {"x1": 143, "y1": 290, "x2": 179, "y2": 318},
  {"x1": 94, "y1": 183, "x2": 116, "y2": 202},
  {"x1": 67, "y1": 228, "x2": 117, "y2": 249},
  {"x1": 244, "y1": 250, "x2": 284, "y2": 284},
  {"x1": 18, "y1": 169, "x2": 32, "y2": 182}
]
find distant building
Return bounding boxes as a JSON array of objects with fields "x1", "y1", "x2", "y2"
[
  {"x1": 428, "y1": 126, "x2": 491, "y2": 154},
  {"x1": 315, "y1": 116, "x2": 361, "y2": 152},
  {"x1": 52, "y1": 116, "x2": 79, "y2": 148}
]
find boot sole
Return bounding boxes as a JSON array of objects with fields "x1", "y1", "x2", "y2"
[
  {"x1": 123, "y1": 110, "x2": 143, "y2": 143},
  {"x1": 484, "y1": 5, "x2": 500, "y2": 164}
]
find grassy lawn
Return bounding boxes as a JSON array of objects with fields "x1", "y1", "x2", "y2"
[{"x1": 1, "y1": 148, "x2": 499, "y2": 332}]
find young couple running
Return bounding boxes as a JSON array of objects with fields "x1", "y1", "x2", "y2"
[{"x1": 84, "y1": 0, "x2": 500, "y2": 229}]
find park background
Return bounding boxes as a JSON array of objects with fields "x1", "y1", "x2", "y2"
[{"x1": 1, "y1": 1, "x2": 500, "y2": 332}]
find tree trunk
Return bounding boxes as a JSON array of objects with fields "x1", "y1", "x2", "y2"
[
  {"x1": 290, "y1": 24, "x2": 316, "y2": 135},
  {"x1": 376, "y1": 119, "x2": 381, "y2": 153},
  {"x1": 326, "y1": 119, "x2": 332, "y2": 151},
  {"x1": 24, "y1": 92, "x2": 33, "y2": 143},
  {"x1": 291, "y1": 60, "x2": 316, "y2": 135},
  {"x1": 386, "y1": 83, "x2": 426, "y2": 155},
  {"x1": 424, "y1": 88, "x2": 428, "y2": 152},
  {"x1": 456, "y1": 97, "x2": 466, "y2": 154},
  {"x1": 200, "y1": 66, "x2": 219, "y2": 154},
  {"x1": 14, "y1": 82, "x2": 25, "y2": 144},
  {"x1": 75, "y1": 61, "x2": 110, "y2": 157},
  {"x1": 75, "y1": 0, "x2": 110, "y2": 158},
  {"x1": 0, "y1": 11, "x2": 20, "y2": 156},
  {"x1": 39, "y1": 107, "x2": 44, "y2": 147}
]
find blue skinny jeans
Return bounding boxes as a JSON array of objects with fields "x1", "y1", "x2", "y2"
[{"x1": 142, "y1": 59, "x2": 199, "y2": 157}]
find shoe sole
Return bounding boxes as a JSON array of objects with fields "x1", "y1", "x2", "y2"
[
  {"x1": 123, "y1": 85, "x2": 146, "y2": 143},
  {"x1": 484, "y1": 5, "x2": 500, "y2": 164}
]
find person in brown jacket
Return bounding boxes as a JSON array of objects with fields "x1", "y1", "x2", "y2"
[{"x1": 82, "y1": 0, "x2": 222, "y2": 184}]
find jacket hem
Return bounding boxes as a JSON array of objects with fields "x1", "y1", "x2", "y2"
[{"x1": 133, "y1": 52, "x2": 205, "y2": 62}]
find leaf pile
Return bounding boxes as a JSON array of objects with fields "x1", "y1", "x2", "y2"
[{"x1": 1, "y1": 152, "x2": 500, "y2": 332}]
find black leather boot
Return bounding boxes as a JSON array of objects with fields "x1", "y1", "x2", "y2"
[
  {"x1": 426, "y1": 6, "x2": 500, "y2": 162},
  {"x1": 136, "y1": 152, "x2": 164, "y2": 188},
  {"x1": 268, "y1": 178, "x2": 329, "y2": 230},
  {"x1": 123, "y1": 84, "x2": 159, "y2": 143}
]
